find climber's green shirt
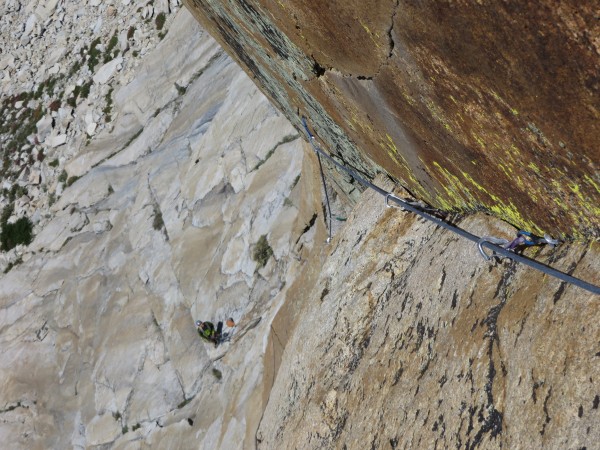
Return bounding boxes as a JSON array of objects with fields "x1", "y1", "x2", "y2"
[{"x1": 198, "y1": 322, "x2": 216, "y2": 342}]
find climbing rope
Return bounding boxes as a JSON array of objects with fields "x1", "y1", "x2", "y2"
[
  {"x1": 316, "y1": 151, "x2": 333, "y2": 243},
  {"x1": 301, "y1": 117, "x2": 600, "y2": 296}
]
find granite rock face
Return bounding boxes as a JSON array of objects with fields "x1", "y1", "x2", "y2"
[
  {"x1": 1, "y1": 2, "x2": 598, "y2": 449},
  {"x1": 183, "y1": 0, "x2": 600, "y2": 239},
  {"x1": 0, "y1": 9, "x2": 324, "y2": 449},
  {"x1": 259, "y1": 178, "x2": 600, "y2": 449}
]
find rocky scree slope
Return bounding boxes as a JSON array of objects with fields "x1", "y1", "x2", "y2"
[
  {"x1": 183, "y1": 0, "x2": 600, "y2": 239},
  {"x1": 0, "y1": 0, "x2": 182, "y2": 269}
]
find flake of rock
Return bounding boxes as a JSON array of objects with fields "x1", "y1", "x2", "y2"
[
  {"x1": 14, "y1": 100, "x2": 23, "y2": 109},
  {"x1": 92, "y1": 17, "x2": 102, "y2": 34},
  {"x1": 93, "y1": 219, "x2": 112, "y2": 234},
  {"x1": 84, "y1": 110, "x2": 95, "y2": 126},
  {"x1": 36, "y1": 115, "x2": 53, "y2": 143},
  {"x1": 16, "y1": 69, "x2": 29, "y2": 83},
  {"x1": 141, "y1": 5, "x2": 154, "y2": 19},
  {"x1": 30, "y1": 209, "x2": 42, "y2": 225},
  {"x1": 92, "y1": 57, "x2": 123, "y2": 84},
  {"x1": 46, "y1": 134, "x2": 67, "y2": 148},
  {"x1": 156, "y1": 0, "x2": 170, "y2": 14},
  {"x1": 23, "y1": 14, "x2": 36, "y2": 36},
  {"x1": 86, "y1": 122, "x2": 97, "y2": 136},
  {"x1": 90, "y1": 0, "x2": 102, "y2": 7},
  {"x1": 118, "y1": 30, "x2": 129, "y2": 51},
  {"x1": 56, "y1": 107, "x2": 73, "y2": 128},
  {"x1": 85, "y1": 414, "x2": 121, "y2": 447},
  {"x1": 0, "y1": 55, "x2": 15, "y2": 70},
  {"x1": 47, "y1": 47, "x2": 66, "y2": 66},
  {"x1": 28, "y1": 170, "x2": 41, "y2": 185}
]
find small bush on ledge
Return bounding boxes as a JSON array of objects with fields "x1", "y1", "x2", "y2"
[
  {"x1": 1, "y1": 217, "x2": 33, "y2": 251},
  {"x1": 252, "y1": 235, "x2": 273, "y2": 269},
  {"x1": 155, "y1": 13, "x2": 166, "y2": 31}
]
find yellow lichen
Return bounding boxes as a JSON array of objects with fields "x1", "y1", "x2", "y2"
[
  {"x1": 527, "y1": 162, "x2": 541, "y2": 175},
  {"x1": 583, "y1": 175, "x2": 600, "y2": 194},
  {"x1": 359, "y1": 21, "x2": 381, "y2": 47}
]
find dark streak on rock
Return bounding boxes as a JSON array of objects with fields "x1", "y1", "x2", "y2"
[
  {"x1": 236, "y1": 0, "x2": 290, "y2": 60},
  {"x1": 467, "y1": 263, "x2": 516, "y2": 448},
  {"x1": 470, "y1": 319, "x2": 479, "y2": 333},
  {"x1": 451, "y1": 290, "x2": 458, "y2": 309},
  {"x1": 466, "y1": 405, "x2": 476, "y2": 436},
  {"x1": 540, "y1": 387, "x2": 552, "y2": 436},
  {"x1": 313, "y1": 60, "x2": 326, "y2": 78},
  {"x1": 320, "y1": 286, "x2": 329, "y2": 302},
  {"x1": 552, "y1": 281, "x2": 567, "y2": 304},
  {"x1": 296, "y1": 213, "x2": 318, "y2": 244},
  {"x1": 391, "y1": 366, "x2": 404, "y2": 386},
  {"x1": 439, "y1": 372, "x2": 448, "y2": 388}
]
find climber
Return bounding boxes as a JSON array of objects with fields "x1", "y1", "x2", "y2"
[
  {"x1": 196, "y1": 318, "x2": 235, "y2": 346},
  {"x1": 506, "y1": 230, "x2": 559, "y2": 251},
  {"x1": 196, "y1": 320, "x2": 222, "y2": 346}
]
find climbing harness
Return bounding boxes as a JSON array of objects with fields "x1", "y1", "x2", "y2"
[{"x1": 301, "y1": 117, "x2": 600, "y2": 296}]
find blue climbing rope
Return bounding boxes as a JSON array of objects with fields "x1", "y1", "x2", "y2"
[{"x1": 301, "y1": 117, "x2": 600, "y2": 296}]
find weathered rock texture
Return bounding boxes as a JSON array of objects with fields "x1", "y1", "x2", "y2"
[
  {"x1": 183, "y1": 0, "x2": 600, "y2": 239},
  {"x1": 259, "y1": 177, "x2": 600, "y2": 449}
]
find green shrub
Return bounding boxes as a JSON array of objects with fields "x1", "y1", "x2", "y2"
[
  {"x1": 3, "y1": 257, "x2": 22, "y2": 273},
  {"x1": 58, "y1": 170, "x2": 68, "y2": 183},
  {"x1": 132, "y1": 423, "x2": 141, "y2": 431},
  {"x1": 1, "y1": 216, "x2": 33, "y2": 251},
  {"x1": 66, "y1": 176, "x2": 80, "y2": 187},
  {"x1": 49, "y1": 158, "x2": 59, "y2": 167},
  {"x1": 177, "y1": 398, "x2": 191, "y2": 409},
  {"x1": 88, "y1": 38, "x2": 102, "y2": 71},
  {"x1": 152, "y1": 207, "x2": 164, "y2": 230},
  {"x1": 252, "y1": 235, "x2": 273, "y2": 268},
  {"x1": 45, "y1": 77, "x2": 57, "y2": 95},
  {"x1": 174, "y1": 83, "x2": 186, "y2": 95},
  {"x1": 1, "y1": 203, "x2": 14, "y2": 225},
  {"x1": 127, "y1": 26, "x2": 136, "y2": 40},
  {"x1": 34, "y1": 82, "x2": 45, "y2": 99},
  {"x1": 107, "y1": 34, "x2": 118, "y2": 53},
  {"x1": 68, "y1": 60, "x2": 82, "y2": 77},
  {"x1": 80, "y1": 82, "x2": 92, "y2": 99},
  {"x1": 155, "y1": 12, "x2": 166, "y2": 30},
  {"x1": 212, "y1": 368, "x2": 222, "y2": 380},
  {"x1": 103, "y1": 87, "x2": 114, "y2": 120}
]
